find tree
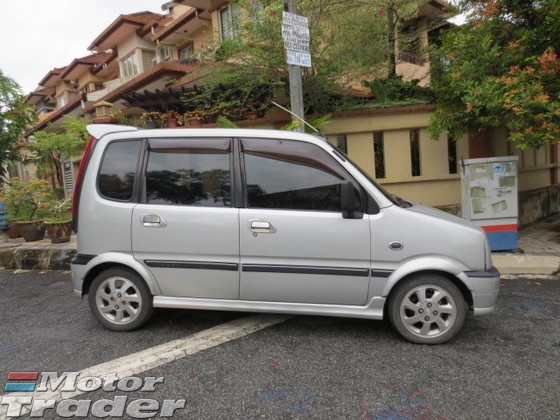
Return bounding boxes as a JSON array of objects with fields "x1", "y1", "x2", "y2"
[
  {"x1": 429, "y1": 0, "x2": 560, "y2": 149},
  {"x1": 29, "y1": 116, "x2": 88, "y2": 189},
  {"x1": 194, "y1": 0, "x2": 443, "y2": 114},
  {"x1": 0, "y1": 69, "x2": 37, "y2": 179}
]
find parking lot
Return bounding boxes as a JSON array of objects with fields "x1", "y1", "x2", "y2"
[{"x1": 0, "y1": 270, "x2": 559, "y2": 419}]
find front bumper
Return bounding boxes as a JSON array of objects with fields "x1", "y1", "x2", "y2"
[{"x1": 464, "y1": 266, "x2": 501, "y2": 315}]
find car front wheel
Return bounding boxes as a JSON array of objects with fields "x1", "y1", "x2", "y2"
[
  {"x1": 388, "y1": 274, "x2": 467, "y2": 344},
  {"x1": 88, "y1": 268, "x2": 153, "y2": 331}
]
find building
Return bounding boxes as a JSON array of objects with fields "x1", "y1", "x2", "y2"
[{"x1": 23, "y1": 0, "x2": 560, "y2": 226}]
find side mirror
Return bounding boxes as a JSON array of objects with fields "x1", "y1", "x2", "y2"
[{"x1": 341, "y1": 182, "x2": 364, "y2": 219}]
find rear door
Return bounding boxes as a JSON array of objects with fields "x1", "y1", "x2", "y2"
[
  {"x1": 239, "y1": 138, "x2": 371, "y2": 305},
  {"x1": 132, "y1": 138, "x2": 239, "y2": 299}
]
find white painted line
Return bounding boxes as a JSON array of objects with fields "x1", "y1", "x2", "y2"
[{"x1": 0, "y1": 314, "x2": 291, "y2": 417}]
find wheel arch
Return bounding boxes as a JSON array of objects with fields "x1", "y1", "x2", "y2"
[
  {"x1": 81, "y1": 257, "x2": 160, "y2": 298},
  {"x1": 385, "y1": 269, "x2": 474, "y2": 315}
]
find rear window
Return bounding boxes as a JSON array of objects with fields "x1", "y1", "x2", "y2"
[
  {"x1": 145, "y1": 149, "x2": 231, "y2": 207},
  {"x1": 98, "y1": 140, "x2": 142, "y2": 201}
]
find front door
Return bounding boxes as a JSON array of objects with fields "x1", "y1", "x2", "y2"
[
  {"x1": 132, "y1": 138, "x2": 239, "y2": 299},
  {"x1": 238, "y1": 138, "x2": 370, "y2": 305}
]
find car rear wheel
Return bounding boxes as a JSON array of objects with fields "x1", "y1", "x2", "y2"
[
  {"x1": 88, "y1": 268, "x2": 153, "y2": 331},
  {"x1": 388, "y1": 274, "x2": 467, "y2": 344}
]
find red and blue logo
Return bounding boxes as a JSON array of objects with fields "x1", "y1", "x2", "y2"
[{"x1": 4, "y1": 372, "x2": 38, "y2": 392}]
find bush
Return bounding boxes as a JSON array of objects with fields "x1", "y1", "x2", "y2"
[{"x1": 0, "y1": 178, "x2": 55, "y2": 221}]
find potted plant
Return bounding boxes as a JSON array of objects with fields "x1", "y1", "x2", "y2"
[
  {"x1": 241, "y1": 101, "x2": 268, "y2": 120},
  {"x1": 162, "y1": 110, "x2": 181, "y2": 128},
  {"x1": 0, "y1": 178, "x2": 52, "y2": 241},
  {"x1": 140, "y1": 111, "x2": 163, "y2": 128},
  {"x1": 110, "y1": 110, "x2": 130, "y2": 125},
  {"x1": 184, "y1": 110, "x2": 205, "y2": 127},
  {"x1": 42, "y1": 197, "x2": 72, "y2": 243}
]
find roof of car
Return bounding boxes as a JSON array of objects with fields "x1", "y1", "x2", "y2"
[{"x1": 87, "y1": 124, "x2": 329, "y2": 144}]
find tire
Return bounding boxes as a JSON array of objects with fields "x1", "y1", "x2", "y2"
[
  {"x1": 388, "y1": 274, "x2": 467, "y2": 344},
  {"x1": 88, "y1": 268, "x2": 153, "y2": 331}
]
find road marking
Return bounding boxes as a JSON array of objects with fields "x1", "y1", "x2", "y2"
[{"x1": 0, "y1": 314, "x2": 291, "y2": 417}]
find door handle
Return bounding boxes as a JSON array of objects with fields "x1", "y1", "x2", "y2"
[
  {"x1": 249, "y1": 219, "x2": 276, "y2": 234},
  {"x1": 141, "y1": 214, "x2": 166, "y2": 227}
]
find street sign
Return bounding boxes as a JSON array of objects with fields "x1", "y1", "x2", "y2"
[
  {"x1": 282, "y1": 10, "x2": 311, "y2": 68},
  {"x1": 286, "y1": 50, "x2": 312, "y2": 67},
  {"x1": 281, "y1": 26, "x2": 310, "y2": 41},
  {"x1": 282, "y1": 11, "x2": 308, "y2": 28},
  {"x1": 283, "y1": 38, "x2": 310, "y2": 53}
]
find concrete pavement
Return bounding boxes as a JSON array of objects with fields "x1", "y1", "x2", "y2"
[
  {"x1": 493, "y1": 214, "x2": 560, "y2": 276},
  {"x1": 0, "y1": 215, "x2": 559, "y2": 275}
]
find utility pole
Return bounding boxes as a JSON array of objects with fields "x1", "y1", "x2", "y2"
[{"x1": 283, "y1": 0, "x2": 305, "y2": 132}]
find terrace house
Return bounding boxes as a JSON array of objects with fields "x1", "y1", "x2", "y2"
[{"x1": 23, "y1": 0, "x2": 560, "y2": 226}]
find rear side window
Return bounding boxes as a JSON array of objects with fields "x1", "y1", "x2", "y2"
[
  {"x1": 242, "y1": 138, "x2": 357, "y2": 211},
  {"x1": 145, "y1": 139, "x2": 231, "y2": 207},
  {"x1": 98, "y1": 140, "x2": 142, "y2": 201}
]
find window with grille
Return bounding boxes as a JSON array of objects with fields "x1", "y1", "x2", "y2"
[
  {"x1": 220, "y1": 5, "x2": 240, "y2": 40},
  {"x1": 410, "y1": 129, "x2": 421, "y2": 176},
  {"x1": 121, "y1": 53, "x2": 139, "y2": 77},
  {"x1": 373, "y1": 132, "x2": 385, "y2": 179},
  {"x1": 336, "y1": 135, "x2": 347, "y2": 154}
]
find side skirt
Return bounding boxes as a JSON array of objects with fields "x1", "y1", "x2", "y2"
[{"x1": 152, "y1": 296, "x2": 386, "y2": 320}]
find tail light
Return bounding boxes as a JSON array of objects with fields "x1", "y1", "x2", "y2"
[{"x1": 71, "y1": 136, "x2": 97, "y2": 233}]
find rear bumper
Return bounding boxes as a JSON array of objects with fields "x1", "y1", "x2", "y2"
[
  {"x1": 71, "y1": 253, "x2": 97, "y2": 297},
  {"x1": 464, "y1": 267, "x2": 501, "y2": 315},
  {"x1": 71, "y1": 264, "x2": 87, "y2": 297}
]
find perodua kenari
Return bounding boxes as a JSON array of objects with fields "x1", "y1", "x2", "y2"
[{"x1": 71, "y1": 125, "x2": 500, "y2": 344}]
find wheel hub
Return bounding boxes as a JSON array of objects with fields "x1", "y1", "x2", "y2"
[
  {"x1": 96, "y1": 277, "x2": 141, "y2": 325},
  {"x1": 400, "y1": 284, "x2": 457, "y2": 338}
]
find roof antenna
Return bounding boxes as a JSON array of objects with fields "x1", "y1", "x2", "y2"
[{"x1": 271, "y1": 101, "x2": 318, "y2": 133}]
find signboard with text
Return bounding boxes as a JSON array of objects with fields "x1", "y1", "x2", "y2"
[
  {"x1": 282, "y1": 11, "x2": 311, "y2": 67},
  {"x1": 286, "y1": 50, "x2": 312, "y2": 67}
]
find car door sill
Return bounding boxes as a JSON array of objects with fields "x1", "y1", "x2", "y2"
[{"x1": 153, "y1": 296, "x2": 386, "y2": 320}]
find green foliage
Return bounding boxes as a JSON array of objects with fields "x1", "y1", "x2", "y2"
[
  {"x1": 0, "y1": 177, "x2": 55, "y2": 221},
  {"x1": 29, "y1": 116, "x2": 88, "y2": 187},
  {"x1": 216, "y1": 112, "x2": 332, "y2": 134},
  {"x1": 41, "y1": 197, "x2": 71, "y2": 222},
  {"x1": 110, "y1": 110, "x2": 131, "y2": 125},
  {"x1": 216, "y1": 116, "x2": 241, "y2": 128},
  {"x1": 182, "y1": 65, "x2": 273, "y2": 121},
  {"x1": 192, "y1": 0, "x2": 442, "y2": 115},
  {"x1": 430, "y1": 0, "x2": 560, "y2": 149},
  {"x1": 282, "y1": 113, "x2": 332, "y2": 133},
  {"x1": 0, "y1": 70, "x2": 37, "y2": 179},
  {"x1": 362, "y1": 75, "x2": 433, "y2": 103}
]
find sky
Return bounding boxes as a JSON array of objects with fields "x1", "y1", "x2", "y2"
[{"x1": 0, "y1": 1, "x2": 166, "y2": 94}]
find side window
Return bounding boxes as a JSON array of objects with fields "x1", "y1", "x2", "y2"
[
  {"x1": 145, "y1": 139, "x2": 231, "y2": 207},
  {"x1": 242, "y1": 138, "x2": 358, "y2": 211},
  {"x1": 98, "y1": 140, "x2": 142, "y2": 201}
]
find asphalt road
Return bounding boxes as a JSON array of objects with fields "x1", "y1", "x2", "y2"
[{"x1": 0, "y1": 270, "x2": 558, "y2": 419}]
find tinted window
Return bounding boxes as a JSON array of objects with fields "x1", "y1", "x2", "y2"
[
  {"x1": 146, "y1": 149, "x2": 231, "y2": 207},
  {"x1": 242, "y1": 138, "x2": 354, "y2": 211},
  {"x1": 98, "y1": 140, "x2": 141, "y2": 201}
]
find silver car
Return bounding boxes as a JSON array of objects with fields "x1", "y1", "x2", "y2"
[{"x1": 71, "y1": 125, "x2": 500, "y2": 344}]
